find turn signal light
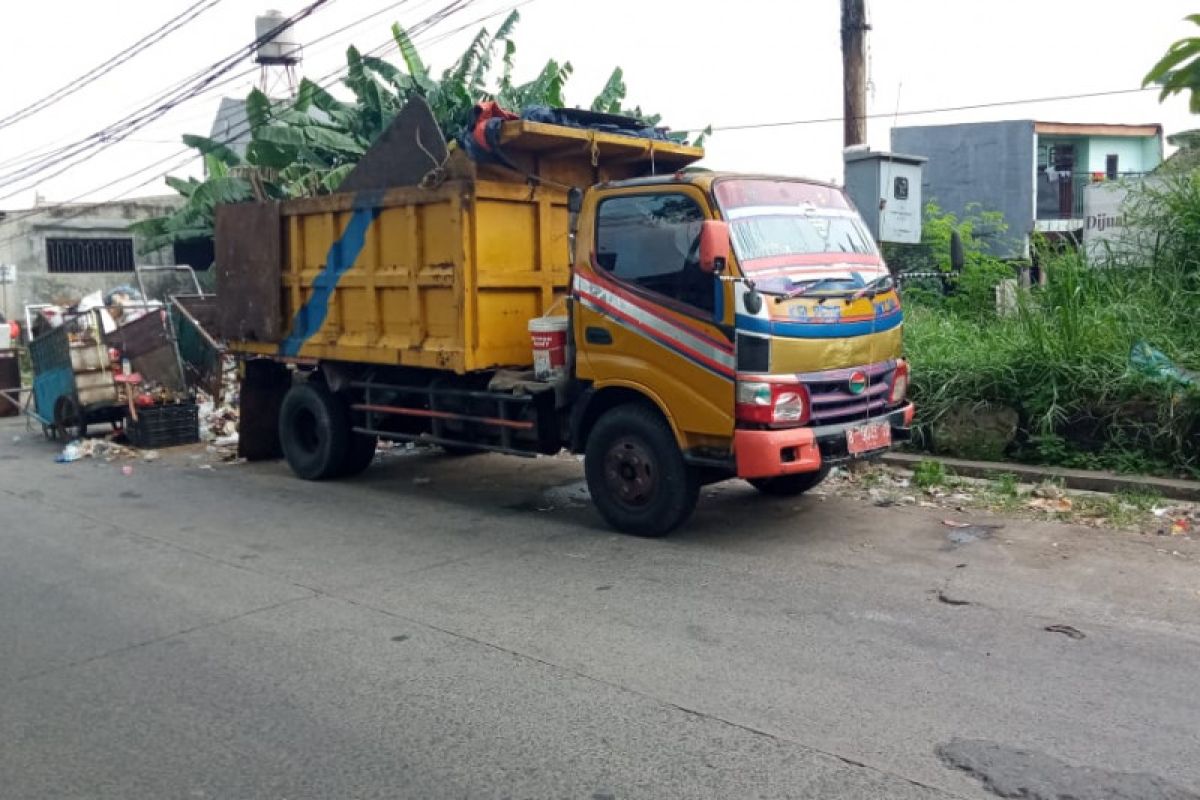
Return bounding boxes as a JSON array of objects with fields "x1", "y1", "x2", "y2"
[{"x1": 889, "y1": 361, "x2": 910, "y2": 405}]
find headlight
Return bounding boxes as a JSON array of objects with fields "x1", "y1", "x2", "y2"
[{"x1": 736, "y1": 380, "x2": 810, "y2": 426}]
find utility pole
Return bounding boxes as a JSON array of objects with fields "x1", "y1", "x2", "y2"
[{"x1": 841, "y1": 0, "x2": 869, "y2": 148}]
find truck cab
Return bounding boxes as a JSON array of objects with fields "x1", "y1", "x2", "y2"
[{"x1": 569, "y1": 172, "x2": 913, "y2": 533}]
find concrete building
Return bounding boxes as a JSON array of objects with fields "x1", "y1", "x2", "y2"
[
  {"x1": 209, "y1": 97, "x2": 253, "y2": 161},
  {"x1": 0, "y1": 195, "x2": 184, "y2": 322},
  {"x1": 891, "y1": 120, "x2": 1164, "y2": 259}
]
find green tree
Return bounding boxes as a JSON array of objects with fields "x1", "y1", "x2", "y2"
[
  {"x1": 134, "y1": 11, "x2": 682, "y2": 257},
  {"x1": 1144, "y1": 14, "x2": 1200, "y2": 111}
]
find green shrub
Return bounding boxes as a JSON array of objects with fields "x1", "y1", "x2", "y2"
[{"x1": 899, "y1": 176, "x2": 1200, "y2": 477}]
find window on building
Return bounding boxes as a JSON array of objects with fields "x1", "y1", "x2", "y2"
[
  {"x1": 173, "y1": 238, "x2": 214, "y2": 271},
  {"x1": 45, "y1": 237, "x2": 135, "y2": 274},
  {"x1": 595, "y1": 193, "x2": 712, "y2": 313},
  {"x1": 1106, "y1": 154, "x2": 1119, "y2": 180}
]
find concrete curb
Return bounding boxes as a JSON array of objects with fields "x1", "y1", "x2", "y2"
[{"x1": 880, "y1": 453, "x2": 1200, "y2": 502}]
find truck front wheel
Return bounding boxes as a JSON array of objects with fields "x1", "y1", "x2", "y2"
[
  {"x1": 584, "y1": 404, "x2": 699, "y2": 537},
  {"x1": 279, "y1": 381, "x2": 350, "y2": 480},
  {"x1": 748, "y1": 466, "x2": 830, "y2": 497}
]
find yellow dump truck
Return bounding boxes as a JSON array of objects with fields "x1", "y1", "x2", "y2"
[{"x1": 216, "y1": 101, "x2": 913, "y2": 536}]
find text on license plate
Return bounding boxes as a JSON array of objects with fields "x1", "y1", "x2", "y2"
[{"x1": 846, "y1": 421, "x2": 892, "y2": 455}]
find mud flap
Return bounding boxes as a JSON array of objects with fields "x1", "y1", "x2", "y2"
[{"x1": 238, "y1": 359, "x2": 290, "y2": 461}]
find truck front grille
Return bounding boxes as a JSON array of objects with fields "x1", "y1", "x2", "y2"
[{"x1": 802, "y1": 360, "x2": 897, "y2": 424}]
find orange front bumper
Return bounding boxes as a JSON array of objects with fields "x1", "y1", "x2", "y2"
[
  {"x1": 734, "y1": 427, "x2": 822, "y2": 479},
  {"x1": 733, "y1": 403, "x2": 915, "y2": 479}
]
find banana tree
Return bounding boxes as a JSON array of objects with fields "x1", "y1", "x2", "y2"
[{"x1": 136, "y1": 10, "x2": 685, "y2": 258}]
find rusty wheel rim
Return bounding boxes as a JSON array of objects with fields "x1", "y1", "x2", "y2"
[{"x1": 604, "y1": 436, "x2": 657, "y2": 508}]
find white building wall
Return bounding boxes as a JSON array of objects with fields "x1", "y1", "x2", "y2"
[{"x1": 0, "y1": 196, "x2": 182, "y2": 322}]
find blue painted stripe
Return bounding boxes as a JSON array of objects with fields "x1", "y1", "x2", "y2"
[
  {"x1": 736, "y1": 310, "x2": 903, "y2": 338},
  {"x1": 279, "y1": 196, "x2": 383, "y2": 357}
]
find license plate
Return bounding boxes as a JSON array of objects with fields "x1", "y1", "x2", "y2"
[{"x1": 846, "y1": 421, "x2": 891, "y2": 455}]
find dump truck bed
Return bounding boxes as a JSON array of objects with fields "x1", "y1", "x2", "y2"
[{"x1": 218, "y1": 118, "x2": 703, "y2": 374}]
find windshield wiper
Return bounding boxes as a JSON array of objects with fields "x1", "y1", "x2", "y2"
[
  {"x1": 850, "y1": 274, "x2": 895, "y2": 300},
  {"x1": 773, "y1": 277, "x2": 843, "y2": 302}
]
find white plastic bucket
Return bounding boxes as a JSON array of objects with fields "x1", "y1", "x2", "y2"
[{"x1": 528, "y1": 315, "x2": 568, "y2": 380}]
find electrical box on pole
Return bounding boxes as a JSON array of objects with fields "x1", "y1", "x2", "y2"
[{"x1": 843, "y1": 150, "x2": 926, "y2": 244}]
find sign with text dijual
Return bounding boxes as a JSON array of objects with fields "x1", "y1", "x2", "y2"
[
  {"x1": 1082, "y1": 179, "x2": 1161, "y2": 266},
  {"x1": 0, "y1": 264, "x2": 14, "y2": 285}
]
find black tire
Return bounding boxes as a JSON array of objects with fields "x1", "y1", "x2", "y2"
[
  {"x1": 54, "y1": 396, "x2": 86, "y2": 441},
  {"x1": 278, "y1": 381, "x2": 350, "y2": 480},
  {"x1": 749, "y1": 466, "x2": 830, "y2": 497},
  {"x1": 440, "y1": 444, "x2": 481, "y2": 457},
  {"x1": 584, "y1": 404, "x2": 699, "y2": 537},
  {"x1": 338, "y1": 429, "x2": 378, "y2": 477}
]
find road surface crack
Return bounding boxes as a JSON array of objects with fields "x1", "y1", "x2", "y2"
[
  {"x1": 328, "y1": 593, "x2": 965, "y2": 799},
  {"x1": 8, "y1": 594, "x2": 315, "y2": 686}
]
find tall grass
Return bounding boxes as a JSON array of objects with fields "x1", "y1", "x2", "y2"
[{"x1": 903, "y1": 175, "x2": 1200, "y2": 477}]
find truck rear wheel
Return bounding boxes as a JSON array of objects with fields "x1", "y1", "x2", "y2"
[
  {"x1": 337, "y1": 429, "x2": 378, "y2": 477},
  {"x1": 584, "y1": 404, "x2": 699, "y2": 537},
  {"x1": 748, "y1": 466, "x2": 830, "y2": 497},
  {"x1": 279, "y1": 381, "x2": 350, "y2": 480}
]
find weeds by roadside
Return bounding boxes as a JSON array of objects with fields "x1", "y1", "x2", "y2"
[{"x1": 898, "y1": 178, "x2": 1200, "y2": 479}]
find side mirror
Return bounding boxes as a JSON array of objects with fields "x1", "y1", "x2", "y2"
[{"x1": 699, "y1": 219, "x2": 730, "y2": 274}]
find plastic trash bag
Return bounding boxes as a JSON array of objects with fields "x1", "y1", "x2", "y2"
[{"x1": 1131, "y1": 342, "x2": 1200, "y2": 390}]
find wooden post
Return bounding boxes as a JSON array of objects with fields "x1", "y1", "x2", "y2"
[{"x1": 841, "y1": 0, "x2": 869, "y2": 148}]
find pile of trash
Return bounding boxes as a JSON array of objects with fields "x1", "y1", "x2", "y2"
[
  {"x1": 55, "y1": 438, "x2": 145, "y2": 463},
  {"x1": 32, "y1": 285, "x2": 162, "y2": 339},
  {"x1": 197, "y1": 356, "x2": 240, "y2": 455}
]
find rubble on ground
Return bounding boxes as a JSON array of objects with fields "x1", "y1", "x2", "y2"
[{"x1": 821, "y1": 461, "x2": 1200, "y2": 537}]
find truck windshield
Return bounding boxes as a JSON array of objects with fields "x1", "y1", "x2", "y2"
[{"x1": 713, "y1": 179, "x2": 880, "y2": 294}]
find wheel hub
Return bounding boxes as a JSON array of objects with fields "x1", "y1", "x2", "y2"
[{"x1": 604, "y1": 436, "x2": 657, "y2": 508}]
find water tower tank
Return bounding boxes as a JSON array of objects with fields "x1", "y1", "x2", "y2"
[{"x1": 255, "y1": 9, "x2": 301, "y2": 64}]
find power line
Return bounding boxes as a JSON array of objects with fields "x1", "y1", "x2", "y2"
[
  {"x1": 0, "y1": 0, "x2": 419, "y2": 174},
  {"x1": 0, "y1": 0, "x2": 336, "y2": 199},
  {"x1": 0, "y1": 0, "x2": 226, "y2": 131},
  {"x1": 685, "y1": 86, "x2": 1160, "y2": 133},
  {"x1": 0, "y1": 0, "x2": 503, "y2": 243}
]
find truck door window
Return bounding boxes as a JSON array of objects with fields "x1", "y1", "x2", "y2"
[{"x1": 595, "y1": 194, "x2": 713, "y2": 314}]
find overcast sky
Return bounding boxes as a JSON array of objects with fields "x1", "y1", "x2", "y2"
[{"x1": 0, "y1": 0, "x2": 1195, "y2": 210}]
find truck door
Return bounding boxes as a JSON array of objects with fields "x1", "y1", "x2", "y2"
[{"x1": 573, "y1": 186, "x2": 735, "y2": 442}]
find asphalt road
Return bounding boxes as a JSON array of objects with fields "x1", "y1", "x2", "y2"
[{"x1": 2, "y1": 416, "x2": 1199, "y2": 800}]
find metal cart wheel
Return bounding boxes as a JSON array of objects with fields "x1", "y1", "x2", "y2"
[{"x1": 53, "y1": 396, "x2": 87, "y2": 441}]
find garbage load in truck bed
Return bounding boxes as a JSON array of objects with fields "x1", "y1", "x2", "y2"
[{"x1": 216, "y1": 102, "x2": 703, "y2": 374}]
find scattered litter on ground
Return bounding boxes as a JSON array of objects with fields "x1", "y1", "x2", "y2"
[
  {"x1": 1044, "y1": 624, "x2": 1086, "y2": 640},
  {"x1": 121, "y1": 465, "x2": 134, "y2": 476},
  {"x1": 824, "y1": 462, "x2": 1200, "y2": 537},
  {"x1": 55, "y1": 442, "x2": 82, "y2": 463},
  {"x1": 1028, "y1": 496, "x2": 1073, "y2": 514},
  {"x1": 142, "y1": 450, "x2": 160, "y2": 462},
  {"x1": 1033, "y1": 481, "x2": 1067, "y2": 500},
  {"x1": 412, "y1": 476, "x2": 431, "y2": 486}
]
